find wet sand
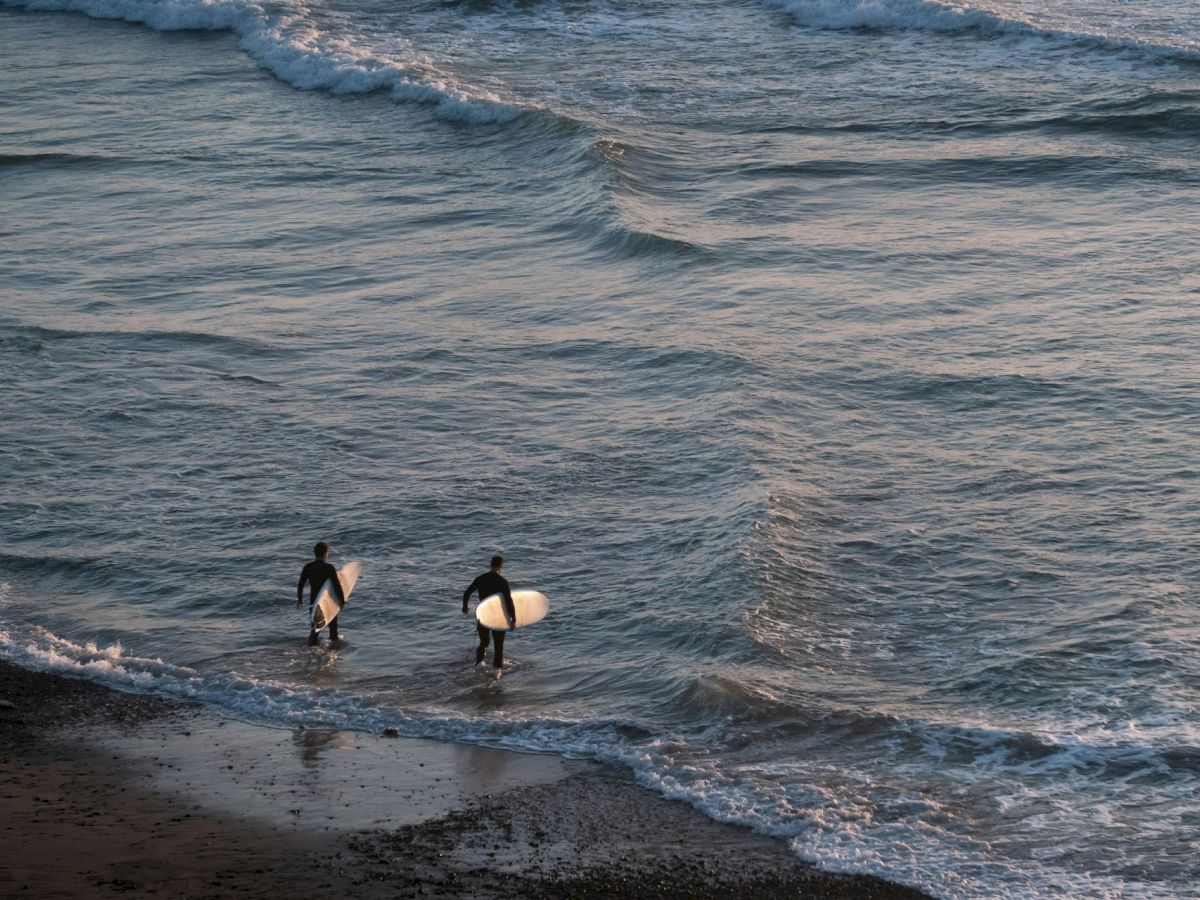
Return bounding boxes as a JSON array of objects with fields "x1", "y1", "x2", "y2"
[{"x1": 0, "y1": 661, "x2": 929, "y2": 898}]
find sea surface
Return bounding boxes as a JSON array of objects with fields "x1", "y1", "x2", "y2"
[{"x1": 2, "y1": 0, "x2": 1198, "y2": 895}]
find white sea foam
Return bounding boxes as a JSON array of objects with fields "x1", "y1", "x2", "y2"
[
  {"x1": 635, "y1": 756, "x2": 1183, "y2": 899},
  {"x1": 2, "y1": 0, "x2": 523, "y2": 123},
  {"x1": 0, "y1": 622, "x2": 1188, "y2": 899},
  {"x1": 765, "y1": 0, "x2": 1200, "y2": 62},
  {"x1": 0, "y1": 623, "x2": 640, "y2": 753}
]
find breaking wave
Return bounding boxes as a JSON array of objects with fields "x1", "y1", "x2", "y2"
[
  {"x1": 0, "y1": 622, "x2": 1189, "y2": 898},
  {"x1": 766, "y1": 0, "x2": 1200, "y2": 62},
  {"x1": 3, "y1": 0, "x2": 525, "y2": 123}
]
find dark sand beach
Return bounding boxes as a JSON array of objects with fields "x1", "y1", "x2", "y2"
[
  {"x1": 0, "y1": 661, "x2": 928, "y2": 899},
  {"x1": 5, "y1": 0, "x2": 1198, "y2": 892}
]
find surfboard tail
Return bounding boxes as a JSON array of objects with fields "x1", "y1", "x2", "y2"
[{"x1": 310, "y1": 563, "x2": 360, "y2": 632}]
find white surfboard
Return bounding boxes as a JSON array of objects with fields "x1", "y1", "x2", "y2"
[
  {"x1": 476, "y1": 589, "x2": 549, "y2": 632},
  {"x1": 312, "y1": 561, "x2": 362, "y2": 632}
]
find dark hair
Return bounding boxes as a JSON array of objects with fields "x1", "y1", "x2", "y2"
[
  {"x1": 314, "y1": 541, "x2": 330, "y2": 558},
  {"x1": 490, "y1": 555, "x2": 504, "y2": 569}
]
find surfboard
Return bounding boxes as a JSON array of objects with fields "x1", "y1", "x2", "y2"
[
  {"x1": 311, "y1": 560, "x2": 362, "y2": 632},
  {"x1": 476, "y1": 589, "x2": 549, "y2": 632}
]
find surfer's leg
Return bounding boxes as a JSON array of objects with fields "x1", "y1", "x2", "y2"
[
  {"x1": 493, "y1": 630, "x2": 505, "y2": 668},
  {"x1": 475, "y1": 623, "x2": 490, "y2": 664},
  {"x1": 329, "y1": 617, "x2": 339, "y2": 642},
  {"x1": 307, "y1": 629, "x2": 319, "y2": 646}
]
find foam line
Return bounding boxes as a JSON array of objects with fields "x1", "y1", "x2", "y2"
[
  {"x1": 3, "y1": 0, "x2": 524, "y2": 123},
  {"x1": 0, "y1": 623, "x2": 1187, "y2": 897},
  {"x1": 765, "y1": 0, "x2": 1200, "y2": 62}
]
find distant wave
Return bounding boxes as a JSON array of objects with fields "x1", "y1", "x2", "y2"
[
  {"x1": 766, "y1": 0, "x2": 1200, "y2": 62},
  {"x1": 757, "y1": 101, "x2": 1200, "y2": 141},
  {"x1": 736, "y1": 153, "x2": 1197, "y2": 187},
  {"x1": 2, "y1": 321, "x2": 293, "y2": 357},
  {"x1": 765, "y1": 0, "x2": 1043, "y2": 34},
  {"x1": 0, "y1": 551, "x2": 118, "y2": 578},
  {"x1": 576, "y1": 139, "x2": 720, "y2": 262},
  {"x1": 591, "y1": 223, "x2": 709, "y2": 261},
  {"x1": 2, "y1": 0, "x2": 525, "y2": 123},
  {"x1": 0, "y1": 151, "x2": 134, "y2": 168}
]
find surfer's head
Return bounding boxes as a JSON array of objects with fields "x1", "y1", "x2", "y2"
[
  {"x1": 314, "y1": 541, "x2": 330, "y2": 560},
  {"x1": 490, "y1": 555, "x2": 504, "y2": 571}
]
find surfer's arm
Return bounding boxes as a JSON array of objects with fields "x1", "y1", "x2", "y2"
[
  {"x1": 502, "y1": 584, "x2": 516, "y2": 629},
  {"x1": 296, "y1": 564, "x2": 309, "y2": 607},
  {"x1": 462, "y1": 576, "x2": 480, "y2": 614},
  {"x1": 332, "y1": 571, "x2": 347, "y2": 604}
]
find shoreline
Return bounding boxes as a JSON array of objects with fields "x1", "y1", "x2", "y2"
[{"x1": 0, "y1": 660, "x2": 930, "y2": 898}]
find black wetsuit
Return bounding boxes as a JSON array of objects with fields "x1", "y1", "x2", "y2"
[
  {"x1": 298, "y1": 559, "x2": 346, "y2": 640},
  {"x1": 463, "y1": 570, "x2": 515, "y2": 668}
]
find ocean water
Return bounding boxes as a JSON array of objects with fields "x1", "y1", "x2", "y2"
[{"x1": 2, "y1": 0, "x2": 1198, "y2": 895}]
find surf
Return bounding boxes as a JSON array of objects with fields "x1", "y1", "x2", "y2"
[
  {"x1": 2, "y1": 0, "x2": 526, "y2": 123},
  {"x1": 1, "y1": 619, "x2": 1185, "y2": 899},
  {"x1": 764, "y1": 0, "x2": 1200, "y2": 64}
]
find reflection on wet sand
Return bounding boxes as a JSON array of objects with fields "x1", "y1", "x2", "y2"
[{"x1": 292, "y1": 726, "x2": 347, "y2": 769}]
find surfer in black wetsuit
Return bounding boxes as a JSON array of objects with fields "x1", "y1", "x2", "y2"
[
  {"x1": 297, "y1": 541, "x2": 346, "y2": 646},
  {"x1": 462, "y1": 555, "x2": 516, "y2": 669}
]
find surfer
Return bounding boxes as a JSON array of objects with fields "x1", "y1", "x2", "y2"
[
  {"x1": 297, "y1": 541, "x2": 346, "y2": 646},
  {"x1": 462, "y1": 555, "x2": 516, "y2": 668}
]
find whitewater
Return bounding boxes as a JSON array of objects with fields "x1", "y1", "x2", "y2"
[{"x1": 2, "y1": 0, "x2": 1198, "y2": 896}]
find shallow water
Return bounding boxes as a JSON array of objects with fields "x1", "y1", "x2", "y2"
[{"x1": 2, "y1": 0, "x2": 1198, "y2": 895}]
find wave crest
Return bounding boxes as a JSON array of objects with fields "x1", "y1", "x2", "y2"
[
  {"x1": 4, "y1": 0, "x2": 525, "y2": 123},
  {"x1": 766, "y1": 0, "x2": 1200, "y2": 62}
]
